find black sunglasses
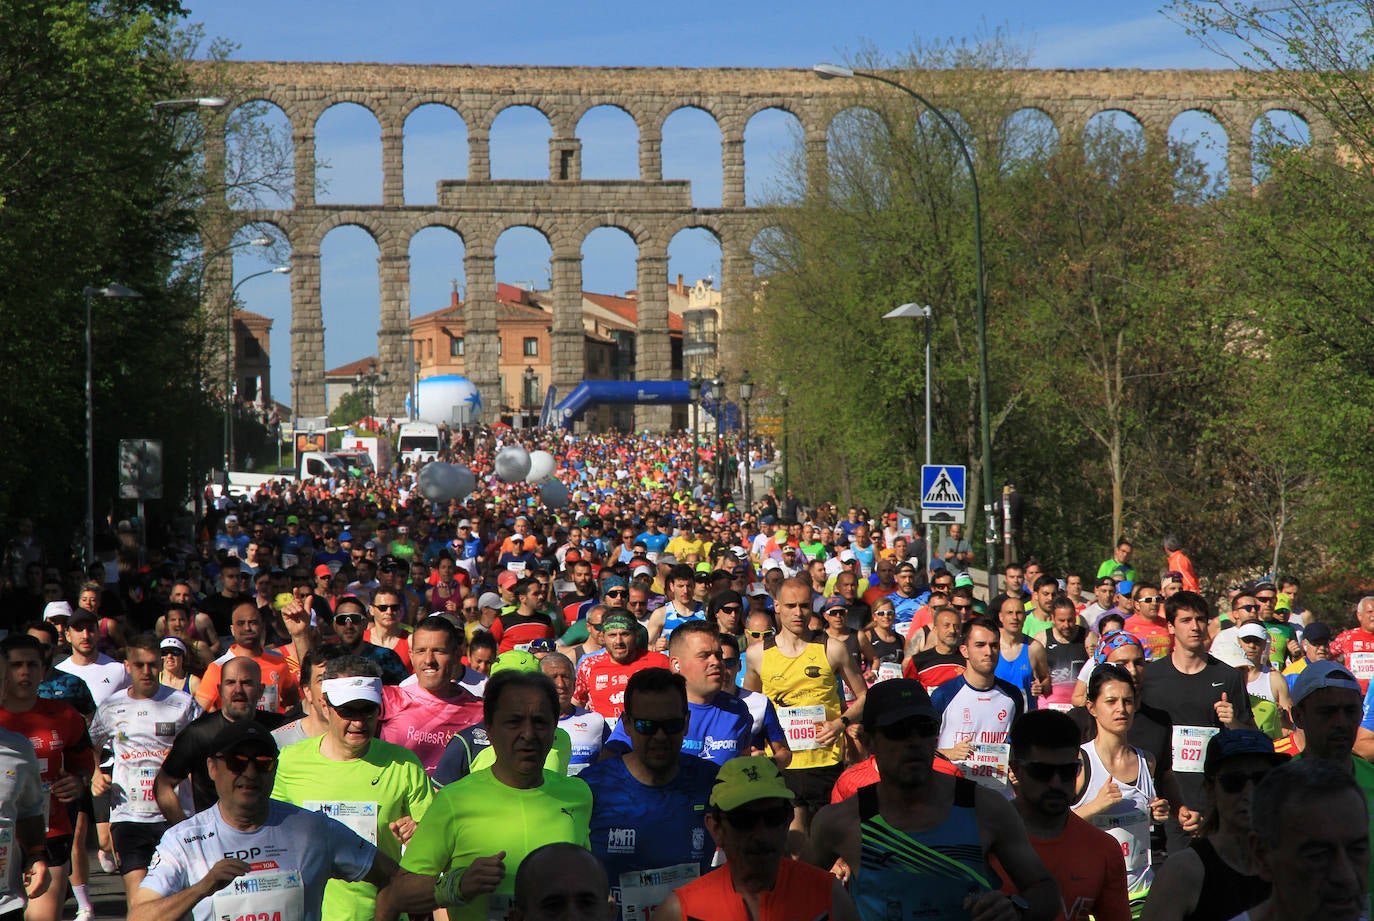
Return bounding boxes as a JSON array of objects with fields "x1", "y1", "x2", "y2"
[
  {"x1": 216, "y1": 753, "x2": 278, "y2": 774},
  {"x1": 1019, "y1": 760, "x2": 1081, "y2": 783},
  {"x1": 1216, "y1": 769, "x2": 1269, "y2": 794},
  {"x1": 604, "y1": 589, "x2": 627, "y2": 598},
  {"x1": 631, "y1": 716, "x2": 687, "y2": 737},
  {"x1": 373, "y1": 603, "x2": 402, "y2": 612},
  {"x1": 722, "y1": 803, "x2": 792, "y2": 831},
  {"x1": 877, "y1": 717, "x2": 939, "y2": 741}
]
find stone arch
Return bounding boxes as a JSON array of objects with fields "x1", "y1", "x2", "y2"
[
  {"x1": 827, "y1": 105, "x2": 890, "y2": 205},
  {"x1": 581, "y1": 226, "x2": 640, "y2": 299},
  {"x1": 403, "y1": 103, "x2": 468, "y2": 204},
  {"x1": 408, "y1": 225, "x2": 467, "y2": 318},
  {"x1": 575, "y1": 104, "x2": 639, "y2": 180},
  {"x1": 319, "y1": 223, "x2": 383, "y2": 376},
  {"x1": 494, "y1": 224, "x2": 555, "y2": 290},
  {"x1": 1085, "y1": 109, "x2": 1148, "y2": 154},
  {"x1": 303, "y1": 212, "x2": 394, "y2": 251},
  {"x1": 999, "y1": 106, "x2": 1059, "y2": 171},
  {"x1": 226, "y1": 222, "x2": 294, "y2": 409},
  {"x1": 314, "y1": 101, "x2": 383, "y2": 204},
  {"x1": 662, "y1": 104, "x2": 723, "y2": 208},
  {"x1": 1169, "y1": 109, "x2": 1230, "y2": 197},
  {"x1": 1252, "y1": 108, "x2": 1312, "y2": 185},
  {"x1": 744, "y1": 107, "x2": 804, "y2": 206},
  {"x1": 224, "y1": 98, "x2": 295, "y2": 211},
  {"x1": 489, "y1": 104, "x2": 554, "y2": 180},
  {"x1": 572, "y1": 216, "x2": 651, "y2": 249}
]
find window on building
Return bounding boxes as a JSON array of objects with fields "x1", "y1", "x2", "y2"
[
  {"x1": 523, "y1": 337, "x2": 539, "y2": 357},
  {"x1": 243, "y1": 336, "x2": 262, "y2": 358},
  {"x1": 450, "y1": 336, "x2": 464, "y2": 357}
]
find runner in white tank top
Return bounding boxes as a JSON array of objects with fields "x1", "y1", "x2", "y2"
[{"x1": 1076, "y1": 741, "x2": 1157, "y2": 905}]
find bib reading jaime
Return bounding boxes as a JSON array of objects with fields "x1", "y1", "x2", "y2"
[
  {"x1": 1171, "y1": 726, "x2": 1218, "y2": 774},
  {"x1": 211, "y1": 867, "x2": 305, "y2": 921},
  {"x1": 302, "y1": 801, "x2": 378, "y2": 846},
  {"x1": 618, "y1": 863, "x2": 700, "y2": 921},
  {"x1": 778, "y1": 705, "x2": 827, "y2": 752}
]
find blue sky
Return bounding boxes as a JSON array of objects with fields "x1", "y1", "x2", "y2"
[{"x1": 189, "y1": 0, "x2": 1231, "y2": 403}]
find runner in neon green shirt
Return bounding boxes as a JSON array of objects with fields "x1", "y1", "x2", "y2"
[{"x1": 272, "y1": 668, "x2": 432, "y2": 921}]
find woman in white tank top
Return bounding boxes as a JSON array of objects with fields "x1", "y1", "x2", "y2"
[{"x1": 1073, "y1": 662, "x2": 1170, "y2": 911}]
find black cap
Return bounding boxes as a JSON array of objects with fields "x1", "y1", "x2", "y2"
[
  {"x1": 862, "y1": 679, "x2": 937, "y2": 730},
  {"x1": 708, "y1": 590, "x2": 744, "y2": 615},
  {"x1": 66, "y1": 611, "x2": 98, "y2": 630},
  {"x1": 1302, "y1": 622, "x2": 1333, "y2": 645},
  {"x1": 212, "y1": 721, "x2": 279, "y2": 757}
]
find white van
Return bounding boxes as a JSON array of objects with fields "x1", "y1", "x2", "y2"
[{"x1": 397, "y1": 421, "x2": 442, "y2": 463}]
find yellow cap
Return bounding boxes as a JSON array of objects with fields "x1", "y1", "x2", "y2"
[
  {"x1": 491, "y1": 649, "x2": 541, "y2": 676},
  {"x1": 710, "y1": 756, "x2": 794, "y2": 811}
]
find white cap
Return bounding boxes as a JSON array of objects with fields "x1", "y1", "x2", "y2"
[
  {"x1": 321, "y1": 676, "x2": 383, "y2": 707},
  {"x1": 747, "y1": 581, "x2": 769, "y2": 596},
  {"x1": 43, "y1": 601, "x2": 73, "y2": 621},
  {"x1": 839, "y1": 549, "x2": 855, "y2": 563},
  {"x1": 1238, "y1": 623, "x2": 1270, "y2": 642},
  {"x1": 159, "y1": 636, "x2": 188, "y2": 656},
  {"x1": 762, "y1": 559, "x2": 782, "y2": 573},
  {"x1": 225, "y1": 514, "x2": 239, "y2": 524}
]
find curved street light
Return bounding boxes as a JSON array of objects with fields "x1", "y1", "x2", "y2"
[
  {"x1": 82, "y1": 284, "x2": 143, "y2": 563},
  {"x1": 815, "y1": 62, "x2": 997, "y2": 589},
  {"x1": 225, "y1": 266, "x2": 290, "y2": 477}
]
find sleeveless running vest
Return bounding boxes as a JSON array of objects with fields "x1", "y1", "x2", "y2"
[
  {"x1": 1077, "y1": 742, "x2": 1156, "y2": 907},
  {"x1": 675, "y1": 858, "x2": 836, "y2": 921},
  {"x1": 851, "y1": 780, "x2": 994, "y2": 920},
  {"x1": 762, "y1": 642, "x2": 842, "y2": 769},
  {"x1": 995, "y1": 636, "x2": 1035, "y2": 710},
  {"x1": 1185, "y1": 837, "x2": 1269, "y2": 921},
  {"x1": 1041, "y1": 627, "x2": 1088, "y2": 710}
]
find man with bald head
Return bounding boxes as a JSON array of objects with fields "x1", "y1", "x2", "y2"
[
  {"x1": 510, "y1": 842, "x2": 614, "y2": 921},
  {"x1": 154, "y1": 656, "x2": 287, "y2": 821}
]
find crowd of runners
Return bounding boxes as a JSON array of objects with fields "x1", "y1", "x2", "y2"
[{"x1": 0, "y1": 425, "x2": 1366, "y2": 921}]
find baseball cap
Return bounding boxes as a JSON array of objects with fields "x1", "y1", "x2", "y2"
[
  {"x1": 823, "y1": 595, "x2": 847, "y2": 612},
  {"x1": 708, "y1": 591, "x2": 744, "y2": 616},
  {"x1": 761, "y1": 559, "x2": 782, "y2": 574},
  {"x1": 458, "y1": 519, "x2": 472, "y2": 528},
  {"x1": 1302, "y1": 621, "x2": 1333, "y2": 645},
  {"x1": 225, "y1": 514, "x2": 239, "y2": 525},
  {"x1": 895, "y1": 561, "x2": 917, "y2": 575},
  {"x1": 862, "y1": 678, "x2": 937, "y2": 730},
  {"x1": 746, "y1": 582, "x2": 769, "y2": 597},
  {"x1": 43, "y1": 601, "x2": 73, "y2": 622},
  {"x1": 694, "y1": 562, "x2": 712, "y2": 575},
  {"x1": 954, "y1": 573, "x2": 974, "y2": 589},
  {"x1": 1116, "y1": 580, "x2": 1135, "y2": 596},
  {"x1": 497, "y1": 570, "x2": 520, "y2": 590},
  {"x1": 321, "y1": 675, "x2": 383, "y2": 707},
  {"x1": 314, "y1": 564, "x2": 332, "y2": 578},
  {"x1": 66, "y1": 611, "x2": 97, "y2": 630},
  {"x1": 1237, "y1": 622, "x2": 1269, "y2": 642},
  {"x1": 212, "y1": 721, "x2": 279, "y2": 757},
  {"x1": 159, "y1": 636, "x2": 188, "y2": 656},
  {"x1": 709, "y1": 755, "x2": 794, "y2": 811},
  {"x1": 338, "y1": 530, "x2": 353, "y2": 542},
  {"x1": 632, "y1": 564, "x2": 654, "y2": 579},
  {"x1": 1203, "y1": 728, "x2": 1288, "y2": 776},
  {"x1": 1291, "y1": 660, "x2": 1362, "y2": 707},
  {"x1": 491, "y1": 649, "x2": 540, "y2": 676},
  {"x1": 286, "y1": 515, "x2": 299, "y2": 525},
  {"x1": 477, "y1": 591, "x2": 504, "y2": 610},
  {"x1": 564, "y1": 549, "x2": 583, "y2": 564}
]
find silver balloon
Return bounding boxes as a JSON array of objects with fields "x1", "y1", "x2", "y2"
[
  {"x1": 540, "y1": 478, "x2": 570, "y2": 508},
  {"x1": 452, "y1": 465, "x2": 476, "y2": 500},
  {"x1": 525, "y1": 450, "x2": 556, "y2": 483},
  {"x1": 417, "y1": 462, "x2": 461, "y2": 501},
  {"x1": 494, "y1": 445, "x2": 532, "y2": 483}
]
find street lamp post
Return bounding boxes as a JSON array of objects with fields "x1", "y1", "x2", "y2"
[
  {"x1": 712, "y1": 374, "x2": 725, "y2": 508},
  {"x1": 225, "y1": 266, "x2": 290, "y2": 476},
  {"x1": 882, "y1": 303, "x2": 934, "y2": 467},
  {"x1": 82, "y1": 284, "x2": 143, "y2": 564},
  {"x1": 688, "y1": 376, "x2": 702, "y2": 493},
  {"x1": 522, "y1": 366, "x2": 536, "y2": 428},
  {"x1": 739, "y1": 372, "x2": 754, "y2": 510},
  {"x1": 780, "y1": 389, "x2": 790, "y2": 495},
  {"x1": 292, "y1": 363, "x2": 302, "y2": 471},
  {"x1": 815, "y1": 62, "x2": 996, "y2": 590}
]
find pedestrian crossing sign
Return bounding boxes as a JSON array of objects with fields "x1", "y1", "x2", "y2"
[{"x1": 921, "y1": 465, "x2": 966, "y2": 510}]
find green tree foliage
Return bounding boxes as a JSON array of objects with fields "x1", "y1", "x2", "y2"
[
  {"x1": 329, "y1": 389, "x2": 373, "y2": 428},
  {"x1": 0, "y1": 0, "x2": 210, "y2": 551}
]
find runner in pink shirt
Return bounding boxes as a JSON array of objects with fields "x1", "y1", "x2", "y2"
[{"x1": 378, "y1": 616, "x2": 483, "y2": 778}]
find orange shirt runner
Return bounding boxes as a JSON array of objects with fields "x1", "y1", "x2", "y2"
[{"x1": 195, "y1": 644, "x2": 301, "y2": 713}]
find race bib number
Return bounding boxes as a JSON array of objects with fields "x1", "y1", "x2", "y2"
[
  {"x1": 303, "y1": 800, "x2": 378, "y2": 845},
  {"x1": 876, "y1": 662, "x2": 903, "y2": 683},
  {"x1": 1046, "y1": 702, "x2": 1074, "y2": 713},
  {"x1": 212, "y1": 867, "x2": 305, "y2": 921},
  {"x1": 959, "y1": 742, "x2": 1011, "y2": 791},
  {"x1": 778, "y1": 705, "x2": 827, "y2": 751},
  {"x1": 0, "y1": 822, "x2": 12, "y2": 885},
  {"x1": 1093, "y1": 808, "x2": 1151, "y2": 872},
  {"x1": 1171, "y1": 725, "x2": 1219, "y2": 774},
  {"x1": 1350, "y1": 652, "x2": 1374, "y2": 682},
  {"x1": 507, "y1": 561, "x2": 526, "y2": 573},
  {"x1": 259, "y1": 683, "x2": 279, "y2": 713},
  {"x1": 123, "y1": 765, "x2": 160, "y2": 814},
  {"x1": 619, "y1": 863, "x2": 700, "y2": 921}
]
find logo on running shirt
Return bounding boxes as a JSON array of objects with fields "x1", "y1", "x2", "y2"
[
  {"x1": 607, "y1": 828, "x2": 637, "y2": 853},
  {"x1": 804, "y1": 666, "x2": 822, "y2": 678}
]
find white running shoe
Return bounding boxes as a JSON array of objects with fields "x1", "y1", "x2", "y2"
[
  {"x1": 96, "y1": 848, "x2": 118, "y2": 874},
  {"x1": 74, "y1": 908, "x2": 96, "y2": 921}
]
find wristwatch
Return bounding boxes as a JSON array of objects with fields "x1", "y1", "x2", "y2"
[
  {"x1": 1009, "y1": 894, "x2": 1031, "y2": 920},
  {"x1": 839, "y1": 715, "x2": 852, "y2": 727}
]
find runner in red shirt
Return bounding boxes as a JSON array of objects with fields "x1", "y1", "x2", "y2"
[
  {"x1": 490, "y1": 576, "x2": 556, "y2": 654},
  {"x1": 1, "y1": 634, "x2": 97, "y2": 921},
  {"x1": 1332, "y1": 596, "x2": 1374, "y2": 692},
  {"x1": 573, "y1": 610, "x2": 671, "y2": 720}
]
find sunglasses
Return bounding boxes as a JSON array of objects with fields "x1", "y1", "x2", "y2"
[
  {"x1": 1136, "y1": 595, "x2": 1159, "y2": 603},
  {"x1": 722, "y1": 803, "x2": 792, "y2": 831},
  {"x1": 1019, "y1": 760, "x2": 1081, "y2": 783},
  {"x1": 631, "y1": 717, "x2": 687, "y2": 737},
  {"x1": 587, "y1": 622, "x2": 603, "y2": 631},
  {"x1": 1235, "y1": 603, "x2": 1260, "y2": 613},
  {"x1": 951, "y1": 603, "x2": 974, "y2": 611},
  {"x1": 718, "y1": 605, "x2": 743, "y2": 614},
  {"x1": 334, "y1": 614, "x2": 366, "y2": 625},
  {"x1": 373, "y1": 603, "x2": 401, "y2": 612},
  {"x1": 216, "y1": 753, "x2": 278, "y2": 774},
  {"x1": 877, "y1": 718, "x2": 940, "y2": 741},
  {"x1": 331, "y1": 702, "x2": 380, "y2": 721},
  {"x1": 604, "y1": 589, "x2": 628, "y2": 598},
  {"x1": 1216, "y1": 769, "x2": 1270, "y2": 794},
  {"x1": 873, "y1": 610, "x2": 895, "y2": 617},
  {"x1": 746, "y1": 629, "x2": 775, "y2": 639}
]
